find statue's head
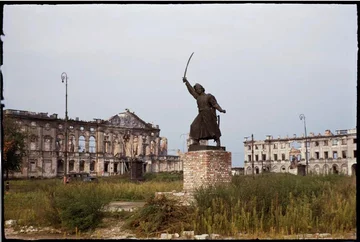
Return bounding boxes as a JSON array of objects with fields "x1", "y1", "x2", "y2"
[{"x1": 194, "y1": 83, "x2": 205, "y2": 94}]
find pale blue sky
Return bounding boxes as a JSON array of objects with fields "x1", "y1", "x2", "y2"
[{"x1": 2, "y1": 4, "x2": 357, "y2": 167}]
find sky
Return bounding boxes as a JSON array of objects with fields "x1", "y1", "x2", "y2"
[{"x1": 2, "y1": 4, "x2": 357, "y2": 167}]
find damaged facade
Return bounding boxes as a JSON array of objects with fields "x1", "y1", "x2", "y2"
[
  {"x1": 4, "y1": 109, "x2": 182, "y2": 178},
  {"x1": 244, "y1": 129, "x2": 357, "y2": 176}
]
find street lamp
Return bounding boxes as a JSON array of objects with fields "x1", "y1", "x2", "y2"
[
  {"x1": 61, "y1": 72, "x2": 68, "y2": 184},
  {"x1": 244, "y1": 134, "x2": 255, "y2": 179},
  {"x1": 180, "y1": 133, "x2": 188, "y2": 152},
  {"x1": 299, "y1": 114, "x2": 308, "y2": 175}
]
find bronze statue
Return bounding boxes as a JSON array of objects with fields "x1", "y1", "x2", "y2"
[{"x1": 183, "y1": 77, "x2": 226, "y2": 147}]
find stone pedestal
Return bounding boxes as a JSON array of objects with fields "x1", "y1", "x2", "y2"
[{"x1": 183, "y1": 149, "x2": 232, "y2": 192}]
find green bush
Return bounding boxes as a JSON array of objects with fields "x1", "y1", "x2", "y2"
[
  {"x1": 125, "y1": 195, "x2": 195, "y2": 237},
  {"x1": 46, "y1": 184, "x2": 111, "y2": 231}
]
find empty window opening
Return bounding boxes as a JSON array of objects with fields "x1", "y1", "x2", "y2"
[
  {"x1": 255, "y1": 167, "x2": 259, "y2": 174},
  {"x1": 262, "y1": 154, "x2": 266, "y2": 160},
  {"x1": 274, "y1": 154, "x2": 278, "y2": 161},
  {"x1": 333, "y1": 151, "x2": 338, "y2": 159},
  {"x1": 79, "y1": 136, "x2": 86, "y2": 152},
  {"x1": 341, "y1": 139, "x2": 347, "y2": 145},
  {"x1": 69, "y1": 160, "x2": 75, "y2": 171},
  {"x1": 354, "y1": 150, "x2": 357, "y2": 158},
  {"x1": 255, "y1": 155, "x2": 259, "y2": 161},
  {"x1": 80, "y1": 160, "x2": 85, "y2": 171},
  {"x1": 332, "y1": 139, "x2": 338, "y2": 146},
  {"x1": 30, "y1": 161, "x2": 36, "y2": 172},
  {"x1": 255, "y1": 145, "x2": 258, "y2": 150},
  {"x1": 89, "y1": 136, "x2": 96, "y2": 153},
  {"x1": 90, "y1": 161, "x2": 95, "y2": 172},
  {"x1": 353, "y1": 138, "x2": 357, "y2": 144},
  {"x1": 324, "y1": 151, "x2": 328, "y2": 159},
  {"x1": 114, "y1": 163, "x2": 118, "y2": 173},
  {"x1": 323, "y1": 140, "x2": 328, "y2": 146},
  {"x1": 104, "y1": 162, "x2": 109, "y2": 172},
  {"x1": 248, "y1": 155, "x2": 252, "y2": 162},
  {"x1": 57, "y1": 160, "x2": 64, "y2": 172},
  {"x1": 281, "y1": 154, "x2": 285, "y2": 160},
  {"x1": 248, "y1": 145, "x2": 251, "y2": 150},
  {"x1": 315, "y1": 152, "x2": 320, "y2": 159},
  {"x1": 342, "y1": 151, "x2": 347, "y2": 158},
  {"x1": 315, "y1": 141, "x2": 319, "y2": 147},
  {"x1": 273, "y1": 144, "x2": 278, "y2": 149}
]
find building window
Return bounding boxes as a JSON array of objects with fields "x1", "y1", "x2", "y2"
[
  {"x1": 315, "y1": 141, "x2": 319, "y2": 147},
  {"x1": 354, "y1": 150, "x2": 357, "y2": 158},
  {"x1": 324, "y1": 151, "x2": 328, "y2": 159},
  {"x1": 306, "y1": 141, "x2": 310, "y2": 147},
  {"x1": 90, "y1": 127, "x2": 95, "y2": 132},
  {"x1": 69, "y1": 160, "x2": 75, "y2": 171},
  {"x1": 341, "y1": 139, "x2": 347, "y2": 145},
  {"x1": 333, "y1": 151, "x2": 338, "y2": 159},
  {"x1": 323, "y1": 140, "x2": 328, "y2": 146},
  {"x1": 31, "y1": 121, "x2": 36, "y2": 127},
  {"x1": 262, "y1": 144, "x2": 265, "y2": 149},
  {"x1": 342, "y1": 151, "x2": 347, "y2": 158},
  {"x1": 79, "y1": 160, "x2": 85, "y2": 171},
  {"x1": 262, "y1": 154, "x2": 266, "y2": 161},
  {"x1": 315, "y1": 152, "x2": 319, "y2": 159},
  {"x1": 248, "y1": 155, "x2": 252, "y2": 162},
  {"x1": 248, "y1": 145, "x2": 251, "y2": 150},
  {"x1": 353, "y1": 138, "x2": 357, "y2": 144},
  {"x1": 255, "y1": 145, "x2": 258, "y2": 150},
  {"x1": 255, "y1": 155, "x2": 259, "y2": 161},
  {"x1": 30, "y1": 160, "x2": 36, "y2": 172},
  {"x1": 80, "y1": 126, "x2": 84, "y2": 131},
  {"x1": 274, "y1": 154, "x2": 278, "y2": 161},
  {"x1": 332, "y1": 139, "x2": 338, "y2": 146},
  {"x1": 90, "y1": 161, "x2": 95, "y2": 171},
  {"x1": 273, "y1": 144, "x2": 278, "y2": 149},
  {"x1": 281, "y1": 143, "x2": 286, "y2": 149},
  {"x1": 281, "y1": 154, "x2": 285, "y2": 160},
  {"x1": 104, "y1": 162, "x2": 109, "y2": 172}
]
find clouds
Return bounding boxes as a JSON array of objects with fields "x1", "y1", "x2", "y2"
[{"x1": 2, "y1": 4, "x2": 357, "y2": 166}]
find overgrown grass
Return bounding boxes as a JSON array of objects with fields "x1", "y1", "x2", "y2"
[
  {"x1": 193, "y1": 173, "x2": 356, "y2": 236},
  {"x1": 4, "y1": 173, "x2": 182, "y2": 231},
  {"x1": 4, "y1": 173, "x2": 356, "y2": 237}
]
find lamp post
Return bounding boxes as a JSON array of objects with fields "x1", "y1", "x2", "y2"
[
  {"x1": 244, "y1": 134, "x2": 255, "y2": 179},
  {"x1": 299, "y1": 114, "x2": 308, "y2": 175},
  {"x1": 180, "y1": 133, "x2": 188, "y2": 153},
  {"x1": 61, "y1": 72, "x2": 68, "y2": 184}
]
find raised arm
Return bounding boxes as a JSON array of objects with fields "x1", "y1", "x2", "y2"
[{"x1": 183, "y1": 77, "x2": 198, "y2": 99}]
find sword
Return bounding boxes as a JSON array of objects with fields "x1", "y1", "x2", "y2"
[{"x1": 183, "y1": 52, "x2": 194, "y2": 80}]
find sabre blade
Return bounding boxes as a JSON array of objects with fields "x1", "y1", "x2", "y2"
[{"x1": 183, "y1": 52, "x2": 194, "y2": 78}]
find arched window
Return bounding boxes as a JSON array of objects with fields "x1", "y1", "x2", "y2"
[
  {"x1": 90, "y1": 160, "x2": 96, "y2": 172},
  {"x1": 69, "y1": 160, "x2": 75, "y2": 171},
  {"x1": 79, "y1": 136, "x2": 86, "y2": 152},
  {"x1": 80, "y1": 160, "x2": 85, "y2": 171},
  {"x1": 44, "y1": 136, "x2": 52, "y2": 151},
  {"x1": 89, "y1": 136, "x2": 96, "y2": 153}
]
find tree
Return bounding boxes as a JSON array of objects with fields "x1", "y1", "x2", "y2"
[{"x1": 3, "y1": 116, "x2": 28, "y2": 179}]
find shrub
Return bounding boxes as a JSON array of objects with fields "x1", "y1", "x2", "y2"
[
  {"x1": 125, "y1": 195, "x2": 195, "y2": 237},
  {"x1": 47, "y1": 184, "x2": 111, "y2": 232}
]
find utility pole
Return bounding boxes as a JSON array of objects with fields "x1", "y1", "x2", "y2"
[
  {"x1": 251, "y1": 134, "x2": 254, "y2": 179},
  {"x1": 61, "y1": 72, "x2": 68, "y2": 184},
  {"x1": 299, "y1": 114, "x2": 308, "y2": 175}
]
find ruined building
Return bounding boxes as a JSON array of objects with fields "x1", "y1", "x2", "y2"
[
  {"x1": 4, "y1": 109, "x2": 182, "y2": 178},
  {"x1": 244, "y1": 129, "x2": 357, "y2": 176}
]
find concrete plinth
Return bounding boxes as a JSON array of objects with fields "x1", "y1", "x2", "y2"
[{"x1": 183, "y1": 149, "x2": 232, "y2": 192}]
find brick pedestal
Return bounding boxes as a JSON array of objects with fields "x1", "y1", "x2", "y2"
[{"x1": 183, "y1": 150, "x2": 232, "y2": 192}]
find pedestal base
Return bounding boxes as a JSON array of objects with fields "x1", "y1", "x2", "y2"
[{"x1": 183, "y1": 149, "x2": 232, "y2": 192}]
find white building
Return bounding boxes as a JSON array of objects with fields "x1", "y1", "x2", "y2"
[{"x1": 244, "y1": 129, "x2": 357, "y2": 176}]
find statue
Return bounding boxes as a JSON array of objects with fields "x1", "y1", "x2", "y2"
[{"x1": 182, "y1": 77, "x2": 226, "y2": 147}]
